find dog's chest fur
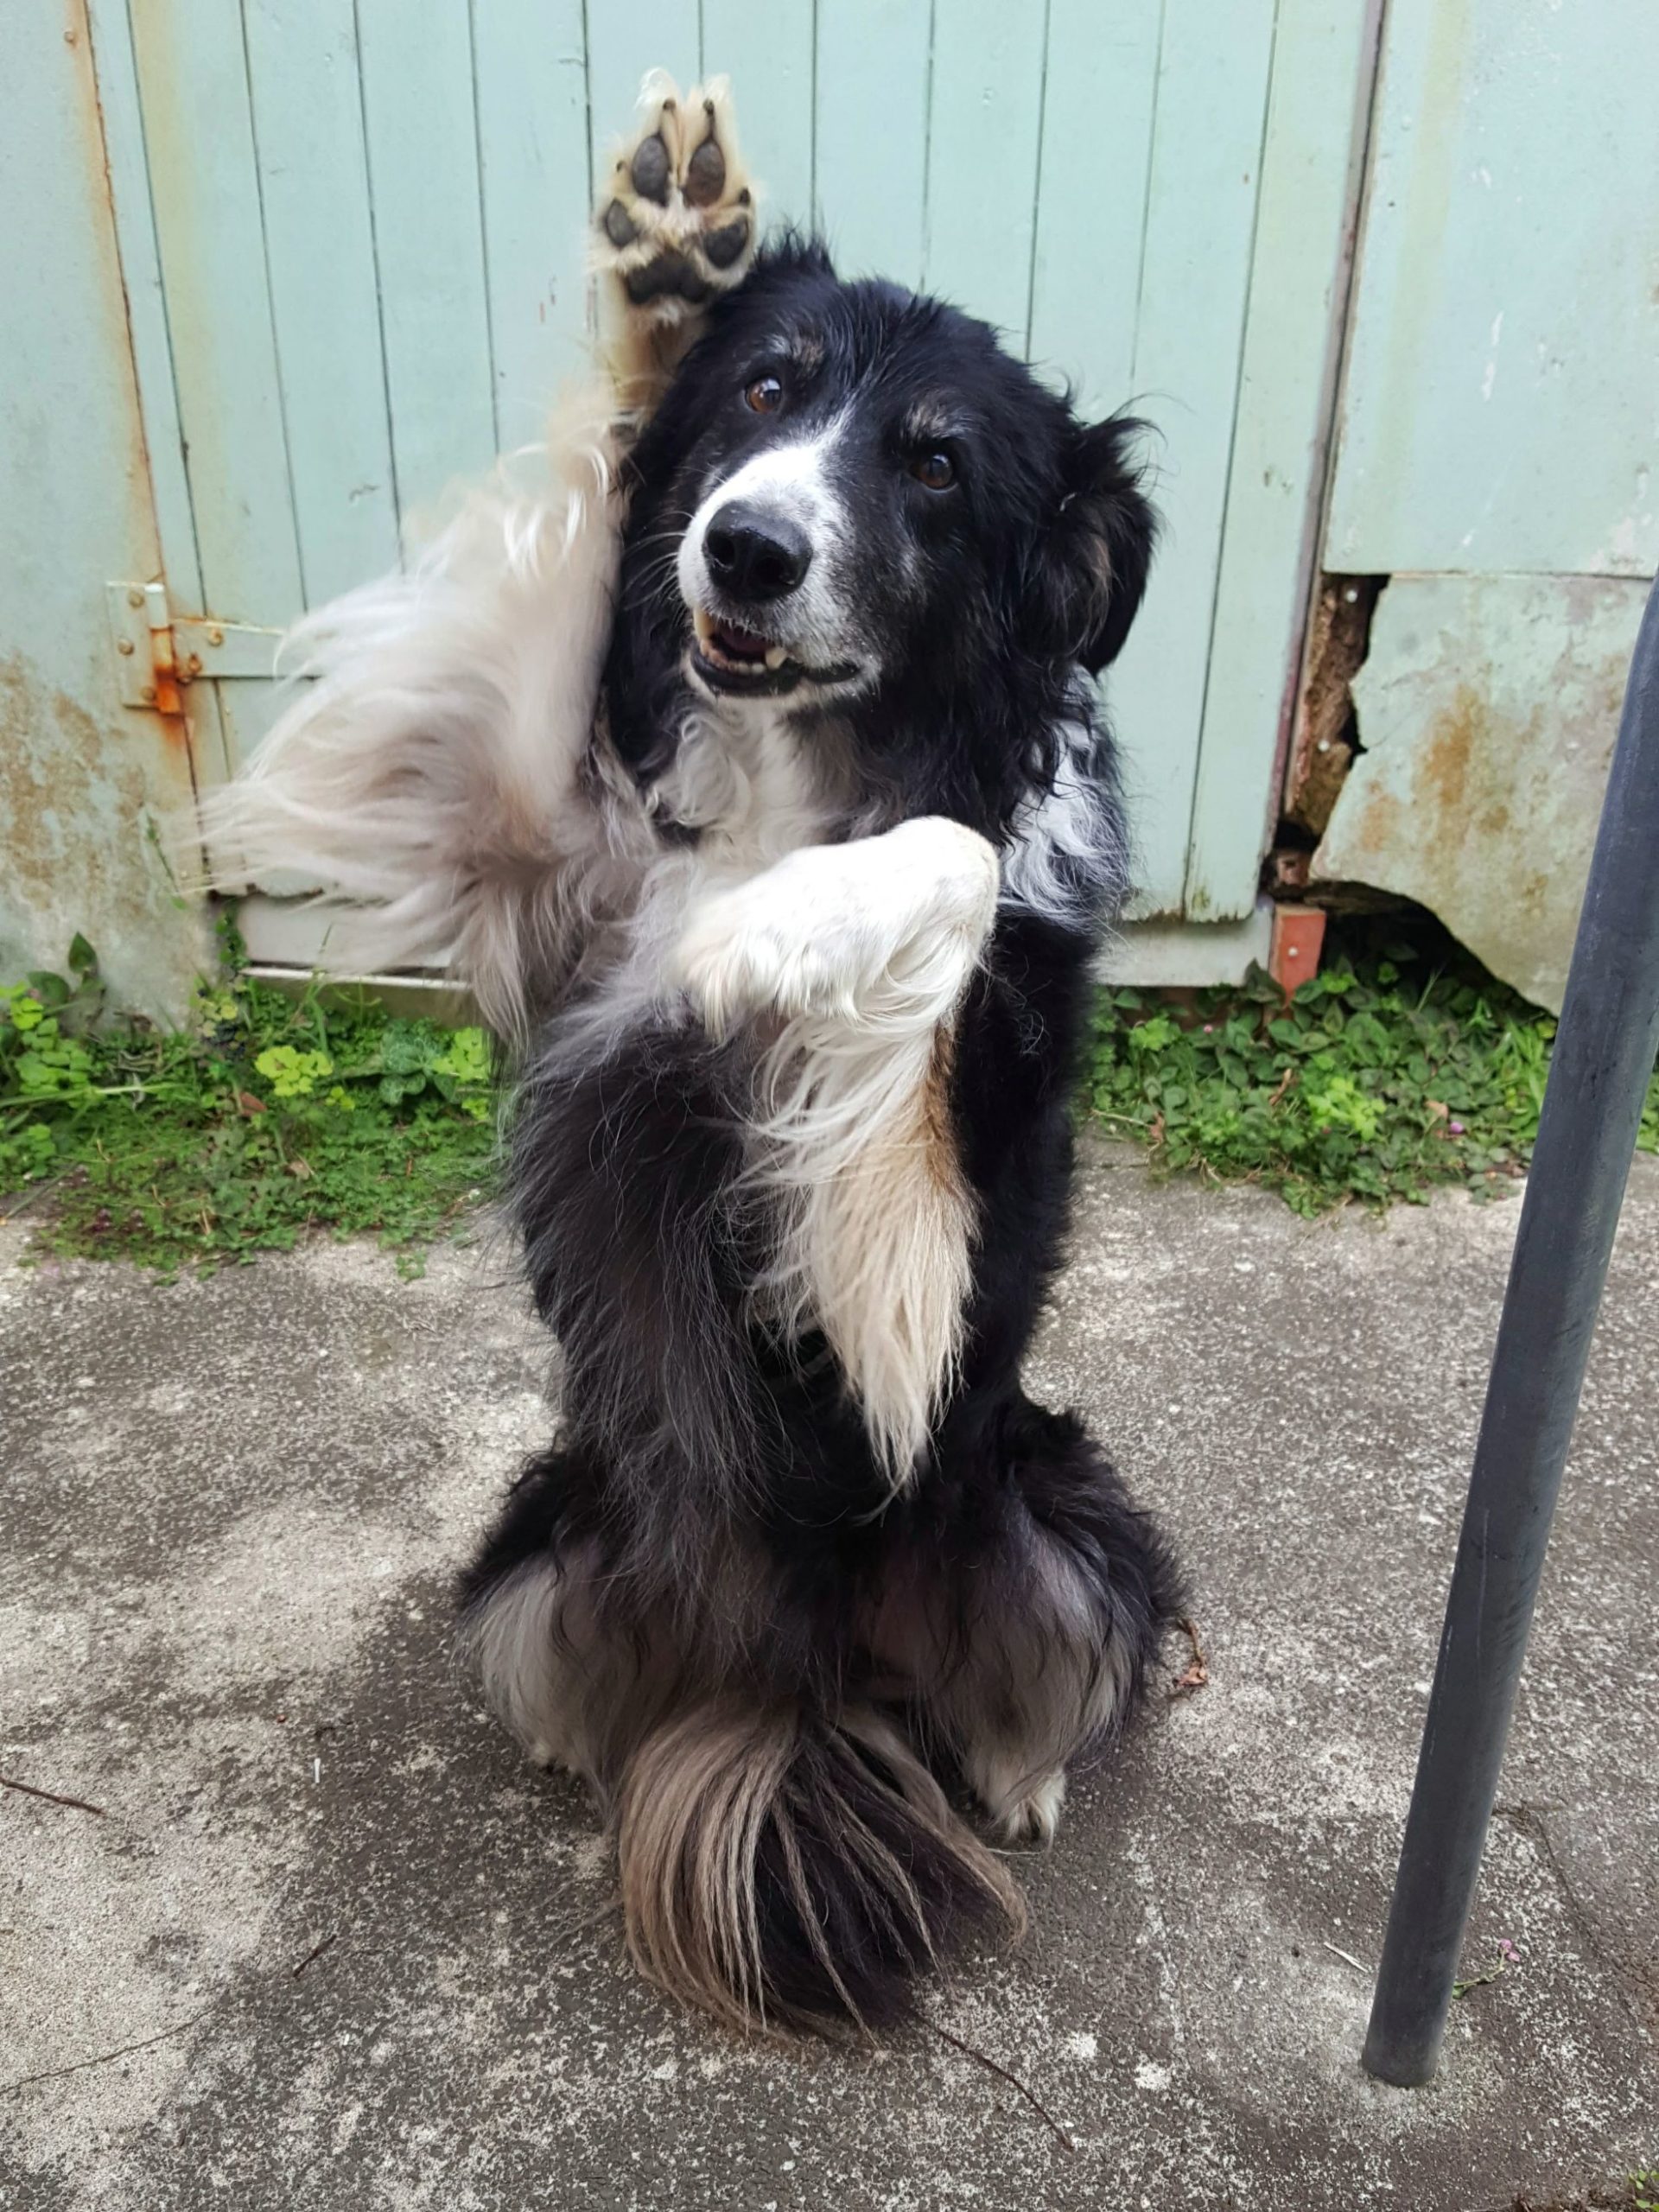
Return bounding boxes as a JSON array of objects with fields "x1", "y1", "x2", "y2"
[{"x1": 560, "y1": 694, "x2": 986, "y2": 1484}]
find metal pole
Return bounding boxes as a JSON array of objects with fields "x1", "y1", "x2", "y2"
[{"x1": 1361, "y1": 571, "x2": 1659, "y2": 2088}]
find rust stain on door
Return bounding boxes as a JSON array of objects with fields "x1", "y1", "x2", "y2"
[{"x1": 1313, "y1": 573, "x2": 1646, "y2": 1011}]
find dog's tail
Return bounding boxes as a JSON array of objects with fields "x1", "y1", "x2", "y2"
[{"x1": 614, "y1": 1694, "x2": 1024, "y2": 2035}]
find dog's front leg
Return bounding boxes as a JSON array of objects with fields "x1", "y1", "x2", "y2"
[
  {"x1": 669, "y1": 818, "x2": 1000, "y2": 1482},
  {"x1": 668, "y1": 817, "x2": 1000, "y2": 1035}
]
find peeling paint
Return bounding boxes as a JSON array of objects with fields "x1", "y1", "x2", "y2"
[
  {"x1": 0, "y1": 5, "x2": 207, "y2": 1016},
  {"x1": 0, "y1": 652, "x2": 205, "y2": 1015},
  {"x1": 1312, "y1": 573, "x2": 1646, "y2": 1011}
]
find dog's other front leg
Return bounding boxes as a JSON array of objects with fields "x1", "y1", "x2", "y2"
[
  {"x1": 668, "y1": 816, "x2": 1000, "y2": 1034},
  {"x1": 669, "y1": 818, "x2": 1000, "y2": 1482}
]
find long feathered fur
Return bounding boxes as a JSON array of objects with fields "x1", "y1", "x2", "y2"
[
  {"x1": 199, "y1": 379, "x2": 634, "y2": 1044},
  {"x1": 208, "y1": 69, "x2": 1179, "y2": 2037}
]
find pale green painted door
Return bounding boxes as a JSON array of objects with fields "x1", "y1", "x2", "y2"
[{"x1": 90, "y1": 0, "x2": 1370, "y2": 972}]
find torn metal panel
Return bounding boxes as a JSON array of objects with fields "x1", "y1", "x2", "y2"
[
  {"x1": 1284, "y1": 575, "x2": 1382, "y2": 835},
  {"x1": 1312, "y1": 574, "x2": 1647, "y2": 1011}
]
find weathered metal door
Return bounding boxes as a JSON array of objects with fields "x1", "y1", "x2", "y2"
[
  {"x1": 1308, "y1": 0, "x2": 1659, "y2": 1009},
  {"x1": 89, "y1": 0, "x2": 1372, "y2": 973}
]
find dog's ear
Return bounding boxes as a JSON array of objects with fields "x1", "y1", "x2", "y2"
[{"x1": 1038, "y1": 415, "x2": 1158, "y2": 673}]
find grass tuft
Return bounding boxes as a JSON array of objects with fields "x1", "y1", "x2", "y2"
[
  {"x1": 1084, "y1": 923, "x2": 1659, "y2": 1216},
  {"x1": 7, "y1": 918, "x2": 1657, "y2": 1274},
  {"x1": 2, "y1": 931, "x2": 495, "y2": 1280}
]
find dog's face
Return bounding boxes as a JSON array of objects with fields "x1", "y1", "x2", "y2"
[{"x1": 623, "y1": 244, "x2": 1156, "y2": 725}]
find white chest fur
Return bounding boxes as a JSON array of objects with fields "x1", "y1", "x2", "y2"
[{"x1": 637, "y1": 709, "x2": 1000, "y2": 1481}]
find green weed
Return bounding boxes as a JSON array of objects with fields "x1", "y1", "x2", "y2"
[
  {"x1": 8, "y1": 918, "x2": 1658, "y2": 1273},
  {"x1": 1084, "y1": 926, "x2": 1659, "y2": 1216},
  {"x1": 2, "y1": 931, "x2": 495, "y2": 1277}
]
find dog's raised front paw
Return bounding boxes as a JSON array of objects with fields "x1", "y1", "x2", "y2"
[{"x1": 596, "y1": 71, "x2": 757, "y2": 323}]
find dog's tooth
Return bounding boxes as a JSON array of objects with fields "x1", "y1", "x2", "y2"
[{"x1": 764, "y1": 645, "x2": 786, "y2": 669}]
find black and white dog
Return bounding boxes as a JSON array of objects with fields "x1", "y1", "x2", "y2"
[{"x1": 210, "y1": 73, "x2": 1179, "y2": 2034}]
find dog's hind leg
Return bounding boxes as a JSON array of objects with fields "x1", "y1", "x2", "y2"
[
  {"x1": 593, "y1": 71, "x2": 760, "y2": 419},
  {"x1": 459, "y1": 1443, "x2": 690, "y2": 1792},
  {"x1": 872, "y1": 1402, "x2": 1183, "y2": 1846}
]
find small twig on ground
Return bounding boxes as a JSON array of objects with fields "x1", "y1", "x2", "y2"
[
  {"x1": 291, "y1": 1931, "x2": 341, "y2": 1979},
  {"x1": 1168, "y1": 1618, "x2": 1210, "y2": 1700},
  {"x1": 0, "y1": 1771, "x2": 107, "y2": 1818},
  {"x1": 3, "y1": 2008, "x2": 214, "y2": 2094},
  {"x1": 7, "y1": 1917, "x2": 357, "y2": 2094},
  {"x1": 926, "y1": 2020, "x2": 1076, "y2": 2153},
  {"x1": 1321, "y1": 1940, "x2": 1370, "y2": 1975}
]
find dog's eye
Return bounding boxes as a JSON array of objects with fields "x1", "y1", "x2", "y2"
[
  {"x1": 745, "y1": 375, "x2": 784, "y2": 414},
  {"x1": 910, "y1": 451, "x2": 956, "y2": 492}
]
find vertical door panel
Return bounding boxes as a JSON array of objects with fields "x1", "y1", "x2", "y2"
[
  {"x1": 702, "y1": 2, "x2": 815, "y2": 229},
  {"x1": 814, "y1": 0, "x2": 932, "y2": 287},
  {"x1": 1027, "y1": 0, "x2": 1161, "y2": 410},
  {"x1": 1105, "y1": 0, "x2": 1277, "y2": 914},
  {"x1": 128, "y1": 0, "x2": 304, "y2": 631},
  {"x1": 127, "y1": 0, "x2": 304, "y2": 791},
  {"x1": 355, "y1": 0, "x2": 499, "y2": 518},
  {"x1": 1185, "y1": 0, "x2": 1380, "y2": 920},
  {"x1": 241, "y1": 0, "x2": 401, "y2": 602},
  {"x1": 923, "y1": 0, "x2": 1047, "y2": 342},
  {"x1": 472, "y1": 0, "x2": 593, "y2": 451}
]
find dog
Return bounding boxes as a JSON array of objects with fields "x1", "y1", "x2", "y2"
[{"x1": 206, "y1": 72, "x2": 1181, "y2": 2034}]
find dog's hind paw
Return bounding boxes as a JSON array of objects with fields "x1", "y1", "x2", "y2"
[
  {"x1": 596, "y1": 72, "x2": 757, "y2": 330},
  {"x1": 974, "y1": 1764, "x2": 1068, "y2": 1849}
]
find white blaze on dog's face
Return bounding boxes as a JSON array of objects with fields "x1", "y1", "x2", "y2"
[
  {"x1": 623, "y1": 246, "x2": 1156, "y2": 725},
  {"x1": 676, "y1": 412, "x2": 868, "y2": 696}
]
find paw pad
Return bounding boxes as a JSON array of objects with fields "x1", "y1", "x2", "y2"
[
  {"x1": 624, "y1": 251, "x2": 710, "y2": 308},
  {"x1": 630, "y1": 130, "x2": 671, "y2": 206},
  {"x1": 594, "y1": 73, "x2": 757, "y2": 324},
  {"x1": 684, "y1": 129, "x2": 727, "y2": 209}
]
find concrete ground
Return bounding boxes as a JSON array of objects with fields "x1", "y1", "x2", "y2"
[{"x1": 3, "y1": 1145, "x2": 1656, "y2": 2211}]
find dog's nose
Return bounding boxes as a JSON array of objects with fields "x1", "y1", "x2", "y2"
[{"x1": 703, "y1": 502, "x2": 812, "y2": 600}]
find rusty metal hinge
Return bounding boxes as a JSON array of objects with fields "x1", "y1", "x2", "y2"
[{"x1": 106, "y1": 582, "x2": 283, "y2": 709}]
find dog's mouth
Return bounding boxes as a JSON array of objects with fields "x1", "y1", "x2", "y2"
[{"x1": 690, "y1": 606, "x2": 858, "y2": 698}]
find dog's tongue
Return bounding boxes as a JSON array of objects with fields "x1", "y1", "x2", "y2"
[{"x1": 715, "y1": 621, "x2": 770, "y2": 659}]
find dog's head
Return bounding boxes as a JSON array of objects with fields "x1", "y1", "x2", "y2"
[{"x1": 612, "y1": 240, "x2": 1156, "y2": 814}]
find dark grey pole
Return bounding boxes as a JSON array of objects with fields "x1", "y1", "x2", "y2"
[{"x1": 1361, "y1": 570, "x2": 1659, "y2": 2088}]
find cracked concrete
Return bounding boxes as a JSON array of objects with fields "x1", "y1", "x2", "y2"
[{"x1": 3, "y1": 1147, "x2": 1656, "y2": 2209}]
